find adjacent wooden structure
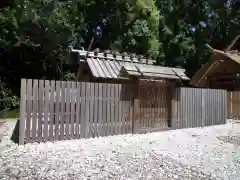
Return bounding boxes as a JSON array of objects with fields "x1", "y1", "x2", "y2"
[
  {"x1": 190, "y1": 36, "x2": 240, "y2": 90},
  {"x1": 228, "y1": 91, "x2": 240, "y2": 120},
  {"x1": 20, "y1": 79, "x2": 227, "y2": 144}
]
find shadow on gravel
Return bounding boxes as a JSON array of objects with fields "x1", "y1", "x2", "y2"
[
  {"x1": 10, "y1": 119, "x2": 20, "y2": 144},
  {"x1": 217, "y1": 135, "x2": 240, "y2": 146}
]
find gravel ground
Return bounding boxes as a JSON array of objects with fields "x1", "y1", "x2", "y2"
[{"x1": 0, "y1": 121, "x2": 240, "y2": 180}]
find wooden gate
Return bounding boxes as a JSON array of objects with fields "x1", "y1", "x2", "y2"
[{"x1": 137, "y1": 81, "x2": 172, "y2": 133}]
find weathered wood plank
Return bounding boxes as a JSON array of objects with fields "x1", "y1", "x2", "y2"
[
  {"x1": 115, "y1": 84, "x2": 120, "y2": 134},
  {"x1": 55, "y1": 81, "x2": 61, "y2": 140},
  {"x1": 70, "y1": 81, "x2": 76, "y2": 139},
  {"x1": 110, "y1": 84, "x2": 115, "y2": 135},
  {"x1": 65, "y1": 81, "x2": 71, "y2": 139},
  {"x1": 106, "y1": 83, "x2": 111, "y2": 135},
  {"x1": 38, "y1": 80, "x2": 44, "y2": 142},
  {"x1": 19, "y1": 79, "x2": 27, "y2": 145},
  {"x1": 49, "y1": 80, "x2": 55, "y2": 141},
  {"x1": 133, "y1": 80, "x2": 140, "y2": 133},
  {"x1": 121, "y1": 85, "x2": 126, "y2": 134},
  {"x1": 84, "y1": 83, "x2": 90, "y2": 138},
  {"x1": 128, "y1": 85, "x2": 133, "y2": 134},
  {"x1": 75, "y1": 82, "x2": 81, "y2": 139},
  {"x1": 59, "y1": 81, "x2": 66, "y2": 140},
  {"x1": 119, "y1": 84, "x2": 124, "y2": 134},
  {"x1": 93, "y1": 83, "x2": 98, "y2": 137},
  {"x1": 98, "y1": 83, "x2": 103, "y2": 136},
  {"x1": 89, "y1": 83, "x2": 94, "y2": 138},
  {"x1": 25, "y1": 79, "x2": 32, "y2": 143},
  {"x1": 43, "y1": 80, "x2": 50, "y2": 142},
  {"x1": 31, "y1": 79, "x2": 38, "y2": 142},
  {"x1": 80, "y1": 82, "x2": 86, "y2": 138},
  {"x1": 102, "y1": 83, "x2": 107, "y2": 136}
]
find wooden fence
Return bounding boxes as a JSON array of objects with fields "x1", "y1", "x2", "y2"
[
  {"x1": 20, "y1": 79, "x2": 228, "y2": 144},
  {"x1": 228, "y1": 91, "x2": 240, "y2": 120},
  {"x1": 172, "y1": 88, "x2": 227, "y2": 129},
  {"x1": 19, "y1": 79, "x2": 133, "y2": 144}
]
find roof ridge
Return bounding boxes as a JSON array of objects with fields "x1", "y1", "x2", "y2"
[{"x1": 72, "y1": 49, "x2": 154, "y2": 65}]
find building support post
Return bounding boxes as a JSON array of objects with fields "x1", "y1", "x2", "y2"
[{"x1": 133, "y1": 78, "x2": 140, "y2": 134}]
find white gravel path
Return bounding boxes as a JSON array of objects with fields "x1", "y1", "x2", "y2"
[{"x1": 1, "y1": 121, "x2": 240, "y2": 180}]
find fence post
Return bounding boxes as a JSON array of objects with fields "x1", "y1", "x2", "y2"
[
  {"x1": 19, "y1": 79, "x2": 27, "y2": 145},
  {"x1": 171, "y1": 86, "x2": 178, "y2": 129},
  {"x1": 132, "y1": 78, "x2": 140, "y2": 133}
]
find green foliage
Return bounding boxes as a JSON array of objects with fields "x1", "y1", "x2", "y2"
[
  {"x1": 123, "y1": 0, "x2": 162, "y2": 58},
  {"x1": 0, "y1": 0, "x2": 239, "y2": 110}
]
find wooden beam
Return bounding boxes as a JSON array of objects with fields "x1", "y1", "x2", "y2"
[
  {"x1": 132, "y1": 78, "x2": 140, "y2": 133},
  {"x1": 19, "y1": 79, "x2": 27, "y2": 145}
]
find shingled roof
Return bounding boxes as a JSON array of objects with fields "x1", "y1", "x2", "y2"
[{"x1": 72, "y1": 49, "x2": 189, "y2": 81}]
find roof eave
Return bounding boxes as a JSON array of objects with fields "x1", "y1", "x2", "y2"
[
  {"x1": 189, "y1": 50, "x2": 223, "y2": 87},
  {"x1": 189, "y1": 49, "x2": 240, "y2": 87}
]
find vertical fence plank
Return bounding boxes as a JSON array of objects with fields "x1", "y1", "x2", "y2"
[
  {"x1": 75, "y1": 82, "x2": 81, "y2": 139},
  {"x1": 171, "y1": 85, "x2": 177, "y2": 129},
  {"x1": 102, "y1": 83, "x2": 107, "y2": 136},
  {"x1": 118, "y1": 85, "x2": 122, "y2": 134},
  {"x1": 115, "y1": 84, "x2": 120, "y2": 135},
  {"x1": 55, "y1": 81, "x2": 61, "y2": 141},
  {"x1": 178, "y1": 88, "x2": 182, "y2": 128},
  {"x1": 236, "y1": 92, "x2": 239, "y2": 119},
  {"x1": 228, "y1": 92, "x2": 231, "y2": 119},
  {"x1": 235, "y1": 92, "x2": 240, "y2": 119},
  {"x1": 65, "y1": 82, "x2": 71, "y2": 139},
  {"x1": 112, "y1": 84, "x2": 117, "y2": 135},
  {"x1": 80, "y1": 82, "x2": 86, "y2": 138},
  {"x1": 122, "y1": 85, "x2": 127, "y2": 134},
  {"x1": 25, "y1": 79, "x2": 32, "y2": 143},
  {"x1": 88, "y1": 83, "x2": 94, "y2": 138},
  {"x1": 48, "y1": 80, "x2": 55, "y2": 141},
  {"x1": 216, "y1": 90, "x2": 220, "y2": 125},
  {"x1": 38, "y1": 80, "x2": 44, "y2": 142},
  {"x1": 60, "y1": 81, "x2": 66, "y2": 140},
  {"x1": 85, "y1": 83, "x2": 90, "y2": 138},
  {"x1": 110, "y1": 84, "x2": 115, "y2": 135},
  {"x1": 232, "y1": 92, "x2": 235, "y2": 118},
  {"x1": 70, "y1": 82, "x2": 76, "y2": 139},
  {"x1": 175, "y1": 88, "x2": 180, "y2": 129},
  {"x1": 201, "y1": 89, "x2": 204, "y2": 127},
  {"x1": 93, "y1": 83, "x2": 98, "y2": 137},
  {"x1": 236, "y1": 92, "x2": 238, "y2": 119},
  {"x1": 98, "y1": 83, "x2": 103, "y2": 137},
  {"x1": 156, "y1": 85, "x2": 160, "y2": 129},
  {"x1": 133, "y1": 80, "x2": 140, "y2": 133},
  {"x1": 113, "y1": 84, "x2": 117, "y2": 134},
  {"x1": 19, "y1": 79, "x2": 27, "y2": 145},
  {"x1": 43, "y1": 80, "x2": 50, "y2": 142},
  {"x1": 121, "y1": 85, "x2": 125, "y2": 134},
  {"x1": 129, "y1": 85, "x2": 133, "y2": 134},
  {"x1": 106, "y1": 83, "x2": 111, "y2": 135},
  {"x1": 32, "y1": 79, "x2": 38, "y2": 142},
  {"x1": 224, "y1": 90, "x2": 228, "y2": 123},
  {"x1": 153, "y1": 85, "x2": 157, "y2": 128}
]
